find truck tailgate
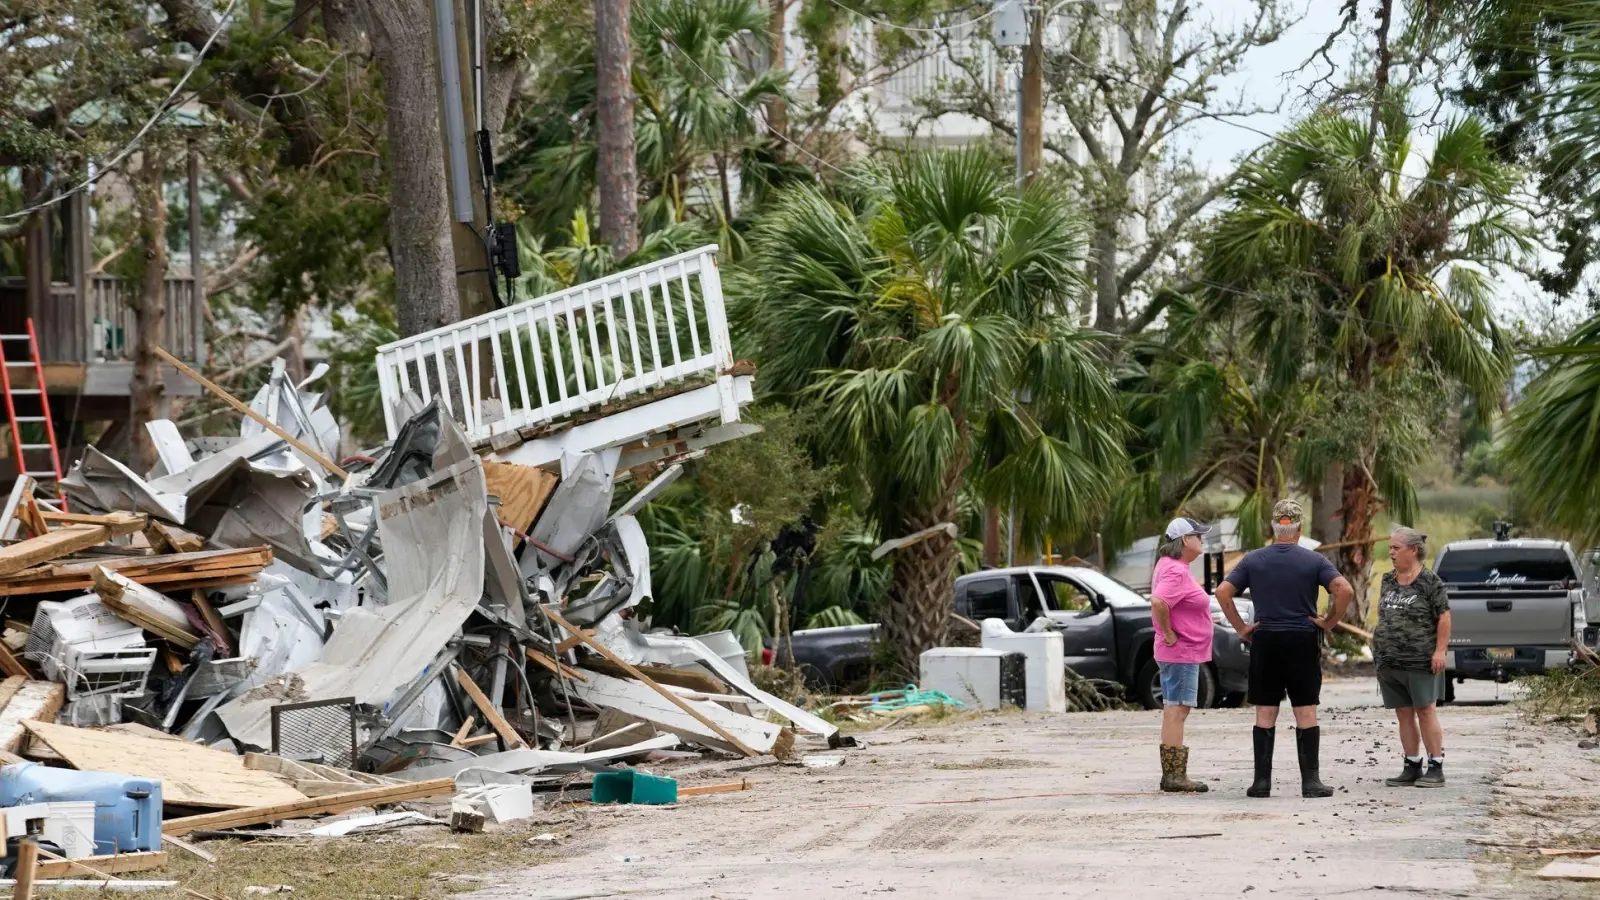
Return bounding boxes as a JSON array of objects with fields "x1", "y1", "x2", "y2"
[{"x1": 1447, "y1": 587, "x2": 1572, "y2": 646}]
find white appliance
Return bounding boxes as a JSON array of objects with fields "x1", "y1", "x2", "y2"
[
  {"x1": 25, "y1": 595, "x2": 154, "y2": 700},
  {"x1": 918, "y1": 647, "x2": 1027, "y2": 711},
  {"x1": 1, "y1": 801, "x2": 98, "y2": 859},
  {"x1": 980, "y1": 619, "x2": 1067, "y2": 713}
]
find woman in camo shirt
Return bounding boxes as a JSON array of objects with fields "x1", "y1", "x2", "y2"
[{"x1": 1373, "y1": 526, "x2": 1452, "y2": 788}]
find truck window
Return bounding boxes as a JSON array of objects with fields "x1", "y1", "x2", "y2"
[
  {"x1": 1037, "y1": 576, "x2": 1091, "y2": 612},
  {"x1": 1436, "y1": 548, "x2": 1577, "y2": 585},
  {"x1": 966, "y1": 579, "x2": 1010, "y2": 621}
]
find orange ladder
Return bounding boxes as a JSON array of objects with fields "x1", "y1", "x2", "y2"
[{"x1": 0, "y1": 319, "x2": 66, "y2": 507}]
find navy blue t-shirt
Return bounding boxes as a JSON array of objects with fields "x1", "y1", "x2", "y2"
[{"x1": 1224, "y1": 542, "x2": 1341, "y2": 632}]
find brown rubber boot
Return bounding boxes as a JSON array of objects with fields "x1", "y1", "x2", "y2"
[{"x1": 1160, "y1": 745, "x2": 1209, "y2": 793}]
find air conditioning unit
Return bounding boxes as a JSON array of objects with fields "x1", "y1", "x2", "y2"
[{"x1": 26, "y1": 595, "x2": 154, "y2": 699}]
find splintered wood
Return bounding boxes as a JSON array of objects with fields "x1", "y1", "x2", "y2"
[
  {"x1": 22, "y1": 720, "x2": 307, "y2": 809},
  {"x1": 93, "y1": 567, "x2": 200, "y2": 648},
  {"x1": 0, "y1": 546, "x2": 272, "y2": 596},
  {"x1": 0, "y1": 680, "x2": 65, "y2": 752},
  {"x1": 0, "y1": 513, "x2": 146, "y2": 577}
]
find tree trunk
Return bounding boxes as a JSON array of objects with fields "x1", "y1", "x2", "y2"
[
  {"x1": 1335, "y1": 461, "x2": 1378, "y2": 627},
  {"x1": 1311, "y1": 462, "x2": 1343, "y2": 544},
  {"x1": 1092, "y1": 220, "x2": 1119, "y2": 330},
  {"x1": 595, "y1": 0, "x2": 638, "y2": 256},
  {"x1": 1019, "y1": 2, "x2": 1044, "y2": 185},
  {"x1": 882, "y1": 493, "x2": 961, "y2": 679},
  {"x1": 767, "y1": 0, "x2": 788, "y2": 151},
  {"x1": 130, "y1": 154, "x2": 169, "y2": 475},
  {"x1": 361, "y1": 0, "x2": 460, "y2": 337}
]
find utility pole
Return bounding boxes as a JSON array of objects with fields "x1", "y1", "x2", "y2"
[
  {"x1": 768, "y1": 0, "x2": 790, "y2": 152},
  {"x1": 433, "y1": 0, "x2": 494, "y2": 321},
  {"x1": 595, "y1": 0, "x2": 639, "y2": 256}
]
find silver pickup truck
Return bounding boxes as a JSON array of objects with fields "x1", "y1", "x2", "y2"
[{"x1": 1435, "y1": 536, "x2": 1594, "y2": 696}]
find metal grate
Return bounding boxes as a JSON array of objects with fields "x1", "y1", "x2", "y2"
[{"x1": 271, "y1": 697, "x2": 359, "y2": 769}]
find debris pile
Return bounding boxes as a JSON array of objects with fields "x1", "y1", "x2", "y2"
[{"x1": 0, "y1": 279, "x2": 838, "y2": 881}]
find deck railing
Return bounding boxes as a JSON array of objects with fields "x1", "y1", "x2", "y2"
[
  {"x1": 375, "y1": 245, "x2": 739, "y2": 444},
  {"x1": 3, "y1": 276, "x2": 204, "y2": 365}
]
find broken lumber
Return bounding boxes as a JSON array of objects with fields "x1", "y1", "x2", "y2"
[
  {"x1": 1336, "y1": 621, "x2": 1373, "y2": 642},
  {"x1": 12, "y1": 837, "x2": 37, "y2": 900},
  {"x1": 189, "y1": 589, "x2": 233, "y2": 656},
  {"x1": 526, "y1": 647, "x2": 586, "y2": 681},
  {"x1": 0, "y1": 680, "x2": 64, "y2": 752},
  {"x1": 0, "y1": 515, "x2": 145, "y2": 577},
  {"x1": 449, "y1": 715, "x2": 477, "y2": 748},
  {"x1": 547, "y1": 608, "x2": 762, "y2": 757},
  {"x1": 0, "y1": 640, "x2": 28, "y2": 678},
  {"x1": 41, "y1": 511, "x2": 149, "y2": 528},
  {"x1": 678, "y1": 779, "x2": 752, "y2": 797},
  {"x1": 568, "y1": 670, "x2": 779, "y2": 757},
  {"x1": 161, "y1": 835, "x2": 215, "y2": 864},
  {"x1": 16, "y1": 491, "x2": 48, "y2": 540},
  {"x1": 23, "y1": 720, "x2": 306, "y2": 809},
  {"x1": 161, "y1": 778, "x2": 456, "y2": 837},
  {"x1": 0, "y1": 475, "x2": 33, "y2": 539},
  {"x1": 34, "y1": 851, "x2": 168, "y2": 879},
  {"x1": 92, "y1": 567, "x2": 201, "y2": 649},
  {"x1": 155, "y1": 347, "x2": 350, "y2": 479},
  {"x1": 0, "y1": 546, "x2": 272, "y2": 596},
  {"x1": 453, "y1": 666, "x2": 529, "y2": 749},
  {"x1": 144, "y1": 519, "x2": 204, "y2": 555},
  {"x1": 577, "y1": 657, "x2": 728, "y2": 694}
]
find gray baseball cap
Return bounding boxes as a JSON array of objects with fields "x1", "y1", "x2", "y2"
[{"x1": 1164, "y1": 516, "x2": 1212, "y2": 540}]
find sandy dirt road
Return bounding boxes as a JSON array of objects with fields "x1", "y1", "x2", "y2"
[{"x1": 467, "y1": 677, "x2": 1600, "y2": 900}]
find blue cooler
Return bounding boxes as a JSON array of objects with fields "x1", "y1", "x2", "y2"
[{"x1": 1, "y1": 763, "x2": 162, "y2": 855}]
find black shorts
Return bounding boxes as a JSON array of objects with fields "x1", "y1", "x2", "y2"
[{"x1": 1247, "y1": 629, "x2": 1323, "y2": 707}]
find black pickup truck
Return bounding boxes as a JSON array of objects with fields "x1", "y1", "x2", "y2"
[{"x1": 771, "y1": 565, "x2": 1251, "y2": 709}]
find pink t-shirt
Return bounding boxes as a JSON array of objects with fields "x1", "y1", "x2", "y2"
[{"x1": 1151, "y1": 556, "x2": 1213, "y2": 664}]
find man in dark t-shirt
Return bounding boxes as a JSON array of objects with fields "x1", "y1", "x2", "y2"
[{"x1": 1214, "y1": 499, "x2": 1355, "y2": 799}]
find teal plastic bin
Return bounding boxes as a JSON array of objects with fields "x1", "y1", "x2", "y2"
[{"x1": 591, "y1": 769, "x2": 678, "y2": 805}]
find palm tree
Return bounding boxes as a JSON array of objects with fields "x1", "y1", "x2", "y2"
[
  {"x1": 501, "y1": 0, "x2": 792, "y2": 250},
  {"x1": 1200, "y1": 104, "x2": 1530, "y2": 620},
  {"x1": 1501, "y1": 317, "x2": 1600, "y2": 544},
  {"x1": 743, "y1": 148, "x2": 1128, "y2": 674}
]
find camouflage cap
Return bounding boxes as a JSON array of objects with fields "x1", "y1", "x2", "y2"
[{"x1": 1271, "y1": 498, "x2": 1304, "y2": 524}]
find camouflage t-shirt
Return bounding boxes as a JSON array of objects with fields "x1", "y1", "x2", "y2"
[{"x1": 1372, "y1": 568, "x2": 1450, "y2": 670}]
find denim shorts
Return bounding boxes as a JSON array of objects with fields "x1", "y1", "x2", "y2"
[{"x1": 1158, "y1": 661, "x2": 1201, "y2": 707}]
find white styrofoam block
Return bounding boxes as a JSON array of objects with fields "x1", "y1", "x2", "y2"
[
  {"x1": 919, "y1": 647, "x2": 1012, "y2": 710},
  {"x1": 981, "y1": 623, "x2": 1066, "y2": 713},
  {"x1": 456, "y1": 784, "x2": 535, "y2": 823}
]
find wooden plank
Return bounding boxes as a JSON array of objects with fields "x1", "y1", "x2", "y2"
[
  {"x1": 161, "y1": 778, "x2": 456, "y2": 836},
  {"x1": 458, "y1": 734, "x2": 499, "y2": 748},
  {"x1": 13, "y1": 836, "x2": 37, "y2": 900},
  {"x1": 677, "y1": 779, "x2": 752, "y2": 797},
  {"x1": 23, "y1": 720, "x2": 306, "y2": 809},
  {"x1": 0, "y1": 681, "x2": 65, "y2": 752},
  {"x1": 155, "y1": 347, "x2": 350, "y2": 479},
  {"x1": 453, "y1": 666, "x2": 528, "y2": 749},
  {"x1": 547, "y1": 609, "x2": 760, "y2": 757},
  {"x1": 0, "y1": 675, "x2": 27, "y2": 708},
  {"x1": 143, "y1": 519, "x2": 203, "y2": 555},
  {"x1": 1541, "y1": 849, "x2": 1600, "y2": 858},
  {"x1": 93, "y1": 567, "x2": 200, "y2": 648},
  {"x1": 42, "y1": 511, "x2": 149, "y2": 528},
  {"x1": 526, "y1": 648, "x2": 587, "y2": 682},
  {"x1": 16, "y1": 491, "x2": 48, "y2": 539},
  {"x1": 0, "y1": 570, "x2": 259, "y2": 598},
  {"x1": 570, "y1": 672, "x2": 779, "y2": 756},
  {"x1": 161, "y1": 835, "x2": 215, "y2": 864},
  {"x1": 577, "y1": 657, "x2": 727, "y2": 694},
  {"x1": 0, "y1": 641, "x2": 28, "y2": 678},
  {"x1": 190, "y1": 589, "x2": 233, "y2": 656},
  {"x1": 0, "y1": 475, "x2": 32, "y2": 539},
  {"x1": 554, "y1": 633, "x2": 585, "y2": 654},
  {"x1": 449, "y1": 715, "x2": 476, "y2": 748},
  {"x1": 0, "y1": 546, "x2": 271, "y2": 596},
  {"x1": 35, "y1": 851, "x2": 168, "y2": 879},
  {"x1": 0, "y1": 523, "x2": 122, "y2": 577},
  {"x1": 484, "y1": 460, "x2": 559, "y2": 534}
]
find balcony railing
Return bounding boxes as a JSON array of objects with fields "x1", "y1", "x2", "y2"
[
  {"x1": 375, "y1": 245, "x2": 742, "y2": 446},
  {"x1": 1, "y1": 276, "x2": 204, "y2": 365}
]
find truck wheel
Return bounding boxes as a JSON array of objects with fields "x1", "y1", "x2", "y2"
[{"x1": 1135, "y1": 661, "x2": 1217, "y2": 710}]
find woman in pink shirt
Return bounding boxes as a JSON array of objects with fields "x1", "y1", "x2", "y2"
[{"x1": 1150, "y1": 516, "x2": 1214, "y2": 793}]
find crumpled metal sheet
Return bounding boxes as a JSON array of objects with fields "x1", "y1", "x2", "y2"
[
  {"x1": 560, "y1": 515, "x2": 651, "y2": 628},
  {"x1": 62, "y1": 431, "x2": 296, "y2": 525},
  {"x1": 215, "y1": 454, "x2": 488, "y2": 748},
  {"x1": 520, "y1": 449, "x2": 617, "y2": 577}
]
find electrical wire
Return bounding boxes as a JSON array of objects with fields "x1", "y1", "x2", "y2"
[{"x1": 817, "y1": 0, "x2": 1010, "y2": 35}]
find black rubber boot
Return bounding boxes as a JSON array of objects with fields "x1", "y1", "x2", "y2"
[
  {"x1": 1416, "y1": 760, "x2": 1445, "y2": 788},
  {"x1": 1247, "y1": 726, "x2": 1273, "y2": 798},
  {"x1": 1385, "y1": 757, "x2": 1423, "y2": 787},
  {"x1": 1297, "y1": 726, "x2": 1333, "y2": 798}
]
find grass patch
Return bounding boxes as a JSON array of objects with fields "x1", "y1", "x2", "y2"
[
  {"x1": 132, "y1": 826, "x2": 557, "y2": 900},
  {"x1": 1516, "y1": 668, "x2": 1600, "y2": 722}
]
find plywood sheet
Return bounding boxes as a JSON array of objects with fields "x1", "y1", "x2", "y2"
[
  {"x1": 484, "y1": 460, "x2": 558, "y2": 534},
  {"x1": 22, "y1": 720, "x2": 307, "y2": 809}
]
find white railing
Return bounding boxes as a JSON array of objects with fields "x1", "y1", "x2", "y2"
[{"x1": 375, "y1": 245, "x2": 738, "y2": 444}]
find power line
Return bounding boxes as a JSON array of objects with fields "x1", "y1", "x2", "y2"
[
  {"x1": 2, "y1": 0, "x2": 326, "y2": 221},
  {"x1": 817, "y1": 0, "x2": 1009, "y2": 35}
]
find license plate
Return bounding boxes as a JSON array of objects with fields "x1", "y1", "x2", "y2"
[{"x1": 1487, "y1": 647, "x2": 1515, "y2": 661}]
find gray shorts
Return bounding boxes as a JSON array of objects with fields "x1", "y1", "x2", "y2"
[{"x1": 1377, "y1": 666, "x2": 1444, "y2": 709}]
